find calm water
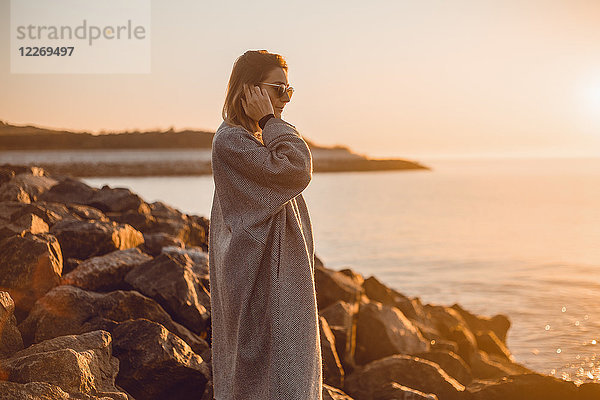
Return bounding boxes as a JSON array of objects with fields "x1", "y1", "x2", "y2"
[{"x1": 80, "y1": 157, "x2": 600, "y2": 384}]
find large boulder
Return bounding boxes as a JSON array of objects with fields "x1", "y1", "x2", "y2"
[
  {"x1": 0, "y1": 232, "x2": 62, "y2": 321},
  {"x1": 109, "y1": 201, "x2": 209, "y2": 251},
  {"x1": 363, "y1": 276, "x2": 427, "y2": 322},
  {"x1": 18, "y1": 285, "x2": 209, "y2": 358},
  {"x1": 37, "y1": 177, "x2": 98, "y2": 205},
  {"x1": 451, "y1": 303, "x2": 510, "y2": 344},
  {"x1": 0, "y1": 291, "x2": 24, "y2": 358},
  {"x1": 111, "y1": 318, "x2": 210, "y2": 400},
  {"x1": 0, "y1": 166, "x2": 58, "y2": 203},
  {"x1": 65, "y1": 203, "x2": 109, "y2": 223},
  {"x1": 475, "y1": 330, "x2": 513, "y2": 361},
  {"x1": 86, "y1": 185, "x2": 149, "y2": 214},
  {"x1": 139, "y1": 232, "x2": 184, "y2": 256},
  {"x1": 0, "y1": 212, "x2": 49, "y2": 244},
  {"x1": 355, "y1": 301, "x2": 429, "y2": 366},
  {"x1": 320, "y1": 300, "x2": 356, "y2": 370},
  {"x1": 320, "y1": 316, "x2": 344, "y2": 388},
  {"x1": 61, "y1": 247, "x2": 153, "y2": 292},
  {"x1": 124, "y1": 252, "x2": 211, "y2": 335},
  {"x1": 0, "y1": 381, "x2": 72, "y2": 400},
  {"x1": 0, "y1": 330, "x2": 127, "y2": 399},
  {"x1": 422, "y1": 305, "x2": 466, "y2": 339},
  {"x1": 409, "y1": 350, "x2": 473, "y2": 386},
  {"x1": 315, "y1": 265, "x2": 364, "y2": 311},
  {"x1": 344, "y1": 354, "x2": 465, "y2": 400},
  {"x1": 49, "y1": 218, "x2": 144, "y2": 261}
]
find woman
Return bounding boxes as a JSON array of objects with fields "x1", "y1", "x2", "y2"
[{"x1": 208, "y1": 50, "x2": 323, "y2": 399}]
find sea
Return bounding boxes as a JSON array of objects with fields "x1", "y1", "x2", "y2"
[{"x1": 16, "y1": 154, "x2": 599, "y2": 384}]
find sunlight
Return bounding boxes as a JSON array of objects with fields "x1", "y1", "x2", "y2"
[
  {"x1": 587, "y1": 82, "x2": 600, "y2": 111},
  {"x1": 583, "y1": 80, "x2": 600, "y2": 117},
  {"x1": 575, "y1": 76, "x2": 600, "y2": 137}
]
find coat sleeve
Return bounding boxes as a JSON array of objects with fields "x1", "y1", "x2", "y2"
[{"x1": 213, "y1": 117, "x2": 313, "y2": 197}]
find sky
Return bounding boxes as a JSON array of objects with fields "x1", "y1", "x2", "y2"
[{"x1": 1, "y1": 0, "x2": 600, "y2": 159}]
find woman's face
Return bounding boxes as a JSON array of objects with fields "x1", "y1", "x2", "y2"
[{"x1": 259, "y1": 67, "x2": 291, "y2": 119}]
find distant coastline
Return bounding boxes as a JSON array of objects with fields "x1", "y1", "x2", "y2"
[{"x1": 0, "y1": 120, "x2": 430, "y2": 177}]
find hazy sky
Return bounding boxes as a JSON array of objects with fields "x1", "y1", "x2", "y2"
[{"x1": 2, "y1": 0, "x2": 600, "y2": 158}]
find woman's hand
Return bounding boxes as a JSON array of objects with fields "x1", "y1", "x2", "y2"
[{"x1": 241, "y1": 83, "x2": 275, "y2": 122}]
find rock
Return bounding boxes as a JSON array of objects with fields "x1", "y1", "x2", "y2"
[
  {"x1": 475, "y1": 330, "x2": 513, "y2": 361},
  {"x1": 0, "y1": 167, "x2": 58, "y2": 203},
  {"x1": 66, "y1": 203, "x2": 109, "y2": 222},
  {"x1": 321, "y1": 300, "x2": 355, "y2": 329},
  {"x1": 187, "y1": 214, "x2": 210, "y2": 240},
  {"x1": 446, "y1": 324, "x2": 479, "y2": 366},
  {"x1": 0, "y1": 381, "x2": 72, "y2": 399},
  {"x1": 578, "y1": 382, "x2": 600, "y2": 399},
  {"x1": 38, "y1": 177, "x2": 98, "y2": 205},
  {"x1": 111, "y1": 318, "x2": 210, "y2": 400},
  {"x1": 315, "y1": 265, "x2": 364, "y2": 311},
  {"x1": 0, "y1": 291, "x2": 24, "y2": 358},
  {"x1": 107, "y1": 209, "x2": 157, "y2": 235},
  {"x1": 445, "y1": 324, "x2": 523, "y2": 379},
  {"x1": 320, "y1": 316, "x2": 344, "y2": 388},
  {"x1": 0, "y1": 183, "x2": 31, "y2": 203},
  {"x1": 0, "y1": 201, "x2": 75, "y2": 236},
  {"x1": 124, "y1": 252, "x2": 211, "y2": 335},
  {"x1": 410, "y1": 350, "x2": 473, "y2": 386},
  {"x1": 18, "y1": 285, "x2": 210, "y2": 357},
  {"x1": 0, "y1": 330, "x2": 126, "y2": 399},
  {"x1": 49, "y1": 218, "x2": 144, "y2": 261},
  {"x1": 113, "y1": 201, "x2": 208, "y2": 251},
  {"x1": 161, "y1": 245, "x2": 209, "y2": 275},
  {"x1": 338, "y1": 268, "x2": 365, "y2": 287},
  {"x1": 0, "y1": 165, "x2": 17, "y2": 186},
  {"x1": 161, "y1": 245, "x2": 211, "y2": 290},
  {"x1": 344, "y1": 354, "x2": 465, "y2": 400},
  {"x1": 355, "y1": 301, "x2": 429, "y2": 366},
  {"x1": 63, "y1": 257, "x2": 83, "y2": 274},
  {"x1": 423, "y1": 305, "x2": 466, "y2": 339},
  {"x1": 147, "y1": 201, "x2": 184, "y2": 220},
  {"x1": 86, "y1": 185, "x2": 150, "y2": 214},
  {"x1": 0, "y1": 212, "x2": 49, "y2": 242},
  {"x1": 0, "y1": 232, "x2": 62, "y2": 321},
  {"x1": 0, "y1": 201, "x2": 28, "y2": 223},
  {"x1": 481, "y1": 351, "x2": 534, "y2": 377},
  {"x1": 372, "y1": 382, "x2": 439, "y2": 400},
  {"x1": 320, "y1": 300, "x2": 357, "y2": 369},
  {"x1": 315, "y1": 254, "x2": 325, "y2": 268},
  {"x1": 2, "y1": 171, "x2": 58, "y2": 200},
  {"x1": 139, "y1": 232, "x2": 184, "y2": 256},
  {"x1": 363, "y1": 276, "x2": 426, "y2": 322},
  {"x1": 451, "y1": 303, "x2": 510, "y2": 344},
  {"x1": 323, "y1": 383, "x2": 354, "y2": 399},
  {"x1": 426, "y1": 337, "x2": 458, "y2": 354},
  {"x1": 61, "y1": 248, "x2": 152, "y2": 292},
  {"x1": 363, "y1": 276, "x2": 410, "y2": 305},
  {"x1": 469, "y1": 349, "x2": 518, "y2": 380},
  {"x1": 466, "y1": 373, "x2": 587, "y2": 399},
  {"x1": 200, "y1": 380, "x2": 214, "y2": 400}
]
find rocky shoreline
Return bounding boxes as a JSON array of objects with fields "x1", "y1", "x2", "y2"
[{"x1": 0, "y1": 163, "x2": 598, "y2": 399}]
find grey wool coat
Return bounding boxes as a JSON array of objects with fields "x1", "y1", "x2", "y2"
[{"x1": 208, "y1": 117, "x2": 323, "y2": 399}]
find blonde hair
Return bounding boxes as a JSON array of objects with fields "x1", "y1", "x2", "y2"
[{"x1": 222, "y1": 50, "x2": 288, "y2": 134}]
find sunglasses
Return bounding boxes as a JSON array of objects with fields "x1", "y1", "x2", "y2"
[{"x1": 259, "y1": 82, "x2": 294, "y2": 98}]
